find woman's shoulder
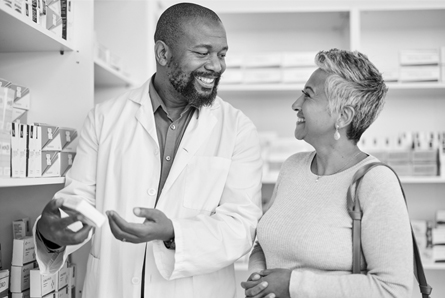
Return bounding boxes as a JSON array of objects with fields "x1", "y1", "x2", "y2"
[{"x1": 283, "y1": 151, "x2": 314, "y2": 167}]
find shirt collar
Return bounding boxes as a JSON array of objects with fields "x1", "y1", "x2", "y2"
[{"x1": 148, "y1": 75, "x2": 200, "y2": 119}]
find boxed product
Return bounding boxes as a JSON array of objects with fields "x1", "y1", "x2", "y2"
[
  {"x1": 282, "y1": 67, "x2": 316, "y2": 83},
  {"x1": 244, "y1": 53, "x2": 282, "y2": 68},
  {"x1": 109, "y1": 52, "x2": 122, "y2": 71},
  {"x1": 35, "y1": 123, "x2": 59, "y2": 150},
  {"x1": 56, "y1": 286, "x2": 69, "y2": 298},
  {"x1": 432, "y1": 228, "x2": 445, "y2": 245},
  {"x1": 28, "y1": 125, "x2": 43, "y2": 177},
  {"x1": 0, "y1": 85, "x2": 14, "y2": 131},
  {"x1": 0, "y1": 269, "x2": 9, "y2": 298},
  {"x1": 9, "y1": 84, "x2": 31, "y2": 110},
  {"x1": 399, "y1": 66, "x2": 440, "y2": 82},
  {"x1": 30, "y1": 269, "x2": 56, "y2": 297},
  {"x1": 11, "y1": 289, "x2": 30, "y2": 298},
  {"x1": 42, "y1": 151, "x2": 75, "y2": 177},
  {"x1": 94, "y1": 42, "x2": 110, "y2": 64},
  {"x1": 433, "y1": 245, "x2": 445, "y2": 262},
  {"x1": 244, "y1": 68, "x2": 281, "y2": 84},
  {"x1": 281, "y1": 51, "x2": 317, "y2": 67},
  {"x1": 67, "y1": 263, "x2": 76, "y2": 289},
  {"x1": 59, "y1": 128, "x2": 77, "y2": 152},
  {"x1": 13, "y1": 107, "x2": 28, "y2": 123},
  {"x1": 13, "y1": 217, "x2": 30, "y2": 239},
  {"x1": 437, "y1": 210, "x2": 445, "y2": 226},
  {"x1": 62, "y1": 198, "x2": 106, "y2": 228},
  {"x1": 224, "y1": 54, "x2": 244, "y2": 68},
  {"x1": 10, "y1": 262, "x2": 36, "y2": 293},
  {"x1": 399, "y1": 49, "x2": 440, "y2": 66},
  {"x1": 46, "y1": 5, "x2": 62, "y2": 37},
  {"x1": 221, "y1": 69, "x2": 243, "y2": 84},
  {"x1": 11, "y1": 123, "x2": 28, "y2": 178},
  {"x1": 11, "y1": 236, "x2": 36, "y2": 266},
  {"x1": 56, "y1": 262, "x2": 68, "y2": 290},
  {"x1": 0, "y1": 129, "x2": 11, "y2": 178}
]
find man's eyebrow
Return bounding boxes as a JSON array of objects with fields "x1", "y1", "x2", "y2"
[{"x1": 193, "y1": 44, "x2": 229, "y2": 51}]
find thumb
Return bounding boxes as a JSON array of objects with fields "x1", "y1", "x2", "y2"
[{"x1": 134, "y1": 207, "x2": 158, "y2": 221}]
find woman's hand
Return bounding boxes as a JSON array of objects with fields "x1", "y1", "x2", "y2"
[{"x1": 242, "y1": 269, "x2": 292, "y2": 298}]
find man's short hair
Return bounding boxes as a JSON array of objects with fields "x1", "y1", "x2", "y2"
[{"x1": 154, "y1": 3, "x2": 222, "y2": 49}]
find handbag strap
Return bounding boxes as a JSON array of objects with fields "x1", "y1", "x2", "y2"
[{"x1": 347, "y1": 162, "x2": 432, "y2": 298}]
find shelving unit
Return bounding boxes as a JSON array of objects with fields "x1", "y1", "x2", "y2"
[
  {"x1": 94, "y1": 58, "x2": 136, "y2": 87},
  {"x1": 0, "y1": 177, "x2": 65, "y2": 188}
]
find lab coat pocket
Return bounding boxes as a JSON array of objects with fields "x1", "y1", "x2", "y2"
[{"x1": 183, "y1": 156, "x2": 231, "y2": 212}]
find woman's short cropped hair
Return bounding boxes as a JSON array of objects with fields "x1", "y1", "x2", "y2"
[{"x1": 315, "y1": 49, "x2": 388, "y2": 142}]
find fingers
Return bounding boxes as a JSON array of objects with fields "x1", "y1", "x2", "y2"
[
  {"x1": 248, "y1": 272, "x2": 262, "y2": 281},
  {"x1": 133, "y1": 207, "x2": 161, "y2": 222},
  {"x1": 241, "y1": 280, "x2": 262, "y2": 289},
  {"x1": 107, "y1": 211, "x2": 144, "y2": 243},
  {"x1": 61, "y1": 224, "x2": 93, "y2": 246},
  {"x1": 245, "y1": 281, "x2": 269, "y2": 297}
]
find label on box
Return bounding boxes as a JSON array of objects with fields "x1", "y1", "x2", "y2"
[
  {"x1": 0, "y1": 270, "x2": 8, "y2": 294},
  {"x1": 11, "y1": 262, "x2": 36, "y2": 292},
  {"x1": 12, "y1": 236, "x2": 36, "y2": 266},
  {"x1": 30, "y1": 269, "x2": 57, "y2": 297}
]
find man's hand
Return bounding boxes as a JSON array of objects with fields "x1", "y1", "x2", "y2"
[
  {"x1": 242, "y1": 268, "x2": 291, "y2": 298},
  {"x1": 106, "y1": 208, "x2": 174, "y2": 243},
  {"x1": 37, "y1": 198, "x2": 93, "y2": 247}
]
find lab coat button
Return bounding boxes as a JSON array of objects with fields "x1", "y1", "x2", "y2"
[
  {"x1": 170, "y1": 124, "x2": 176, "y2": 130},
  {"x1": 148, "y1": 188, "x2": 156, "y2": 196},
  {"x1": 165, "y1": 156, "x2": 171, "y2": 161},
  {"x1": 131, "y1": 277, "x2": 140, "y2": 285}
]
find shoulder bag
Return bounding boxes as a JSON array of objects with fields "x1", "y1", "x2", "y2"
[{"x1": 347, "y1": 162, "x2": 432, "y2": 298}]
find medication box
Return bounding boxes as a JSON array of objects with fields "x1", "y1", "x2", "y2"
[
  {"x1": 11, "y1": 289, "x2": 30, "y2": 298},
  {"x1": 9, "y1": 84, "x2": 31, "y2": 110},
  {"x1": 56, "y1": 262, "x2": 69, "y2": 290},
  {"x1": 42, "y1": 151, "x2": 75, "y2": 177},
  {"x1": 10, "y1": 262, "x2": 36, "y2": 292},
  {"x1": 399, "y1": 49, "x2": 440, "y2": 66},
  {"x1": 399, "y1": 66, "x2": 440, "y2": 82},
  {"x1": 30, "y1": 269, "x2": 57, "y2": 297},
  {"x1": 12, "y1": 217, "x2": 30, "y2": 239},
  {"x1": 0, "y1": 270, "x2": 9, "y2": 298},
  {"x1": 244, "y1": 69, "x2": 281, "y2": 84},
  {"x1": 62, "y1": 198, "x2": 106, "y2": 228},
  {"x1": 12, "y1": 236, "x2": 35, "y2": 266},
  {"x1": 281, "y1": 52, "x2": 317, "y2": 67}
]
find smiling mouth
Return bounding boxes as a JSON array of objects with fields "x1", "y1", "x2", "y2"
[
  {"x1": 197, "y1": 76, "x2": 215, "y2": 84},
  {"x1": 297, "y1": 117, "x2": 305, "y2": 124}
]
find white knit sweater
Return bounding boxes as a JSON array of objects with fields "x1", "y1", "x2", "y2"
[{"x1": 249, "y1": 151, "x2": 413, "y2": 298}]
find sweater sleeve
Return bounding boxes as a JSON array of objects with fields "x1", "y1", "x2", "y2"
[{"x1": 289, "y1": 166, "x2": 414, "y2": 298}]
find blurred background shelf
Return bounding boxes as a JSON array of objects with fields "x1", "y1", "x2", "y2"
[
  {"x1": 94, "y1": 58, "x2": 137, "y2": 87},
  {"x1": 0, "y1": 177, "x2": 65, "y2": 188}
]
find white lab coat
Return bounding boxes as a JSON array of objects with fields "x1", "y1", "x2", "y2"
[{"x1": 34, "y1": 80, "x2": 263, "y2": 298}]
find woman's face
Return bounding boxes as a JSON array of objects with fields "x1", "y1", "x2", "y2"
[{"x1": 291, "y1": 68, "x2": 337, "y2": 145}]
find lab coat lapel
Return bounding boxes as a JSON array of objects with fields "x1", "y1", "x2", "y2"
[{"x1": 161, "y1": 104, "x2": 217, "y2": 195}]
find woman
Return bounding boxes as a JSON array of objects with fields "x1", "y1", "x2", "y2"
[{"x1": 241, "y1": 49, "x2": 413, "y2": 298}]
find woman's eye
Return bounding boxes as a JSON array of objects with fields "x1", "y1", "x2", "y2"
[{"x1": 302, "y1": 90, "x2": 310, "y2": 98}]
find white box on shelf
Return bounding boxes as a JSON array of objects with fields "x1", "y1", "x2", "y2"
[
  {"x1": 56, "y1": 263, "x2": 68, "y2": 290},
  {"x1": 10, "y1": 262, "x2": 36, "y2": 293},
  {"x1": 56, "y1": 286, "x2": 69, "y2": 298},
  {"x1": 244, "y1": 68, "x2": 281, "y2": 84},
  {"x1": 432, "y1": 245, "x2": 445, "y2": 262},
  {"x1": 59, "y1": 128, "x2": 77, "y2": 152},
  {"x1": 432, "y1": 228, "x2": 445, "y2": 245},
  {"x1": 399, "y1": 49, "x2": 440, "y2": 66},
  {"x1": 30, "y1": 269, "x2": 56, "y2": 297},
  {"x1": 67, "y1": 263, "x2": 76, "y2": 289},
  {"x1": 42, "y1": 151, "x2": 75, "y2": 177},
  {"x1": 437, "y1": 210, "x2": 445, "y2": 225},
  {"x1": 0, "y1": 129, "x2": 11, "y2": 178},
  {"x1": 46, "y1": 6, "x2": 62, "y2": 38},
  {"x1": 62, "y1": 197, "x2": 106, "y2": 228},
  {"x1": 11, "y1": 122, "x2": 21, "y2": 178},
  {"x1": 13, "y1": 108, "x2": 28, "y2": 123},
  {"x1": 11, "y1": 236, "x2": 35, "y2": 266},
  {"x1": 0, "y1": 269, "x2": 9, "y2": 297},
  {"x1": 19, "y1": 123, "x2": 28, "y2": 177},
  {"x1": 221, "y1": 69, "x2": 243, "y2": 84},
  {"x1": 9, "y1": 84, "x2": 30, "y2": 110},
  {"x1": 281, "y1": 51, "x2": 317, "y2": 67},
  {"x1": 0, "y1": 85, "x2": 14, "y2": 131},
  {"x1": 282, "y1": 67, "x2": 316, "y2": 83},
  {"x1": 244, "y1": 53, "x2": 282, "y2": 68},
  {"x1": 11, "y1": 289, "x2": 30, "y2": 298},
  {"x1": 225, "y1": 54, "x2": 244, "y2": 68},
  {"x1": 399, "y1": 66, "x2": 440, "y2": 82},
  {"x1": 35, "y1": 123, "x2": 60, "y2": 151},
  {"x1": 12, "y1": 217, "x2": 30, "y2": 239}
]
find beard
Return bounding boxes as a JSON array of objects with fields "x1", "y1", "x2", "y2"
[{"x1": 167, "y1": 58, "x2": 221, "y2": 108}]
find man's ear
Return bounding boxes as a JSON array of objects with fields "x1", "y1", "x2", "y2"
[
  {"x1": 338, "y1": 105, "x2": 355, "y2": 128},
  {"x1": 155, "y1": 40, "x2": 171, "y2": 66}
]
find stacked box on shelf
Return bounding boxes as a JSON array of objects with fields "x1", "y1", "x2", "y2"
[
  {"x1": 0, "y1": 269, "x2": 9, "y2": 298},
  {"x1": 243, "y1": 53, "x2": 282, "y2": 84},
  {"x1": 67, "y1": 263, "x2": 76, "y2": 298},
  {"x1": 0, "y1": 79, "x2": 14, "y2": 178},
  {"x1": 399, "y1": 49, "x2": 441, "y2": 82},
  {"x1": 281, "y1": 51, "x2": 317, "y2": 84},
  {"x1": 35, "y1": 123, "x2": 77, "y2": 177},
  {"x1": 29, "y1": 261, "x2": 69, "y2": 298},
  {"x1": 11, "y1": 236, "x2": 37, "y2": 296},
  {"x1": 221, "y1": 54, "x2": 244, "y2": 84},
  {"x1": 432, "y1": 210, "x2": 445, "y2": 263}
]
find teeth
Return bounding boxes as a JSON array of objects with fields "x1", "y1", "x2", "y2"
[
  {"x1": 198, "y1": 77, "x2": 214, "y2": 84},
  {"x1": 297, "y1": 117, "x2": 305, "y2": 123}
]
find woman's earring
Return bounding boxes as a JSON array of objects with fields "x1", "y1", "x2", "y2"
[{"x1": 334, "y1": 124, "x2": 341, "y2": 141}]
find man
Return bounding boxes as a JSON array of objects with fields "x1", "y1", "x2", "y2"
[{"x1": 33, "y1": 3, "x2": 263, "y2": 298}]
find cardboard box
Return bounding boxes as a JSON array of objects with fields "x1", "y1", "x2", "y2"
[
  {"x1": 13, "y1": 107, "x2": 28, "y2": 123},
  {"x1": 432, "y1": 228, "x2": 445, "y2": 245},
  {"x1": 282, "y1": 67, "x2": 316, "y2": 83},
  {"x1": 244, "y1": 53, "x2": 282, "y2": 68},
  {"x1": 41, "y1": 151, "x2": 75, "y2": 177},
  {"x1": 10, "y1": 262, "x2": 36, "y2": 292},
  {"x1": 0, "y1": 85, "x2": 14, "y2": 131},
  {"x1": 9, "y1": 84, "x2": 31, "y2": 110},
  {"x1": 56, "y1": 286, "x2": 69, "y2": 298},
  {"x1": 30, "y1": 269, "x2": 56, "y2": 297},
  {"x1": 59, "y1": 128, "x2": 77, "y2": 152},
  {"x1": 35, "y1": 123, "x2": 60, "y2": 150},
  {"x1": 11, "y1": 236, "x2": 36, "y2": 266},
  {"x1": 67, "y1": 263, "x2": 76, "y2": 289},
  {"x1": 244, "y1": 68, "x2": 281, "y2": 84},
  {"x1": 11, "y1": 289, "x2": 30, "y2": 298},
  {"x1": 0, "y1": 129, "x2": 11, "y2": 178},
  {"x1": 399, "y1": 66, "x2": 440, "y2": 82},
  {"x1": 399, "y1": 49, "x2": 440, "y2": 66},
  {"x1": 62, "y1": 198, "x2": 105, "y2": 228},
  {"x1": 13, "y1": 217, "x2": 30, "y2": 239},
  {"x1": 46, "y1": 5, "x2": 62, "y2": 37},
  {"x1": 11, "y1": 123, "x2": 27, "y2": 178},
  {"x1": 56, "y1": 263, "x2": 68, "y2": 290},
  {"x1": 281, "y1": 52, "x2": 317, "y2": 67},
  {"x1": 433, "y1": 245, "x2": 445, "y2": 262},
  {"x1": 0, "y1": 270, "x2": 9, "y2": 297}
]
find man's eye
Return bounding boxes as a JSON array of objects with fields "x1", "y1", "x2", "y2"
[{"x1": 196, "y1": 52, "x2": 209, "y2": 57}]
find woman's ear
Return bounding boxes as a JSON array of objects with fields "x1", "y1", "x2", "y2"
[
  {"x1": 338, "y1": 105, "x2": 355, "y2": 128},
  {"x1": 155, "y1": 40, "x2": 170, "y2": 66}
]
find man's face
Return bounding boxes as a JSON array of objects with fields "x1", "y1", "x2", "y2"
[{"x1": 167, "y1": 18, "x2": 228, "y2": 108}]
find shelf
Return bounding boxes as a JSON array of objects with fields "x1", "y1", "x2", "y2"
[
  {"x1": 0, "y1": 177, "x2": 65, "y2": 188},
  {"x1": 219, "y1": 82, "x2": 445, "y2": 93},
  {"x1": 0, "y1": 3, "x2": 74, "y2": 52},
  {"x1": 262, "y1": 175, "x2": 445, "y2": 185},
  {"x1": 94, "y1": 58, "x2": 136, "y2": 87}
]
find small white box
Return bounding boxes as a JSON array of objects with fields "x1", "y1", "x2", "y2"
[
  {"x1": 244, "y1": 53, "x2": 282, "y2": 68},
  {"x1": 244, "y1": 69, "x2": 281, "y2": 84},
  {"x1": 432, "y1": 228, "x2": 445, "y2": 245},
  {"x1": 221, "y1": 69, "x2": 243, "y2": 84},
  {"x1": 42, "y1": 151, "x2": 75, "y2": 177},
  {"x1": 46, "y1": 6, "x2": 62, "y2": 38},
  {"x1": 19, "y1": 123, "x2": 28, "y2": 178},
  {"x1": 0, "y1": 129, "x2": 11, "y2": 178},
  {"x1": 441, "y1": 65, "x2": 445, "y2": 82},
  {"x1": 225, "y1": 54, "x2": 244, "y2": 68},
  {"x1": 0, "y1": 270, "x2": 9, "y2": 296},
  {"x1": 12, "y1": 217, "x2": 30, "y2": 239},
  {"x1": 399, "y1": 66, "x2": 440, "y2": 82},
  {"x1": 11, "y1": 289, "x2": 30, "y2": 298},
  {"x1": 9, "y1": 84, "x2": 31, "y2": 110},
  {"x1": 0, "y1": 85, "x2": 14, "y2": 131},
  {"x1": 282, "y1": 67, "x2": 316, "y2": 83},
  {"x1": 62, "y1": 198, "x2": 106, "y2": 228},
  {"x1": 59, "y1": 128, "x2": 77, "y2": 152},
  {"x1": 400, "y1": 49, "x2": 440, "y2": 66},
  {"x1": 281, "y1": 52, "x2": 317, "y2": 67},
  {"x1": 12, "y1": 236, "x2": 35, "y2": 266},
  {"x1": 67, "y1": 263, "x2": 76, "y2": 289},
  {"x1": 10, "y1": 262, "x2": 36, "y2": 292},
  {"x1": 437, "y1": 210, "x2": 445, "y2": 224},
  {"x1": 35, "y1": 123, "x2": 60, "y2": 151},
  {"x1": 433, "y1": 245, "x2": 445, "y2": 262},
  {"x1": 13, "y1": 108, "x2": 28, "y2": 123},
  {"x1": 30, "y1": 269, "x2": 57, "y2": 297},
  {"x1": 56, "y1": 263, "x2": 69, "y2": 290},
  {"x1": 11, "y1": 122, "x2": 22, "y2": 178},
  {"x1": 56, "y1": 286, "x2": 69, "y2": 298}
]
